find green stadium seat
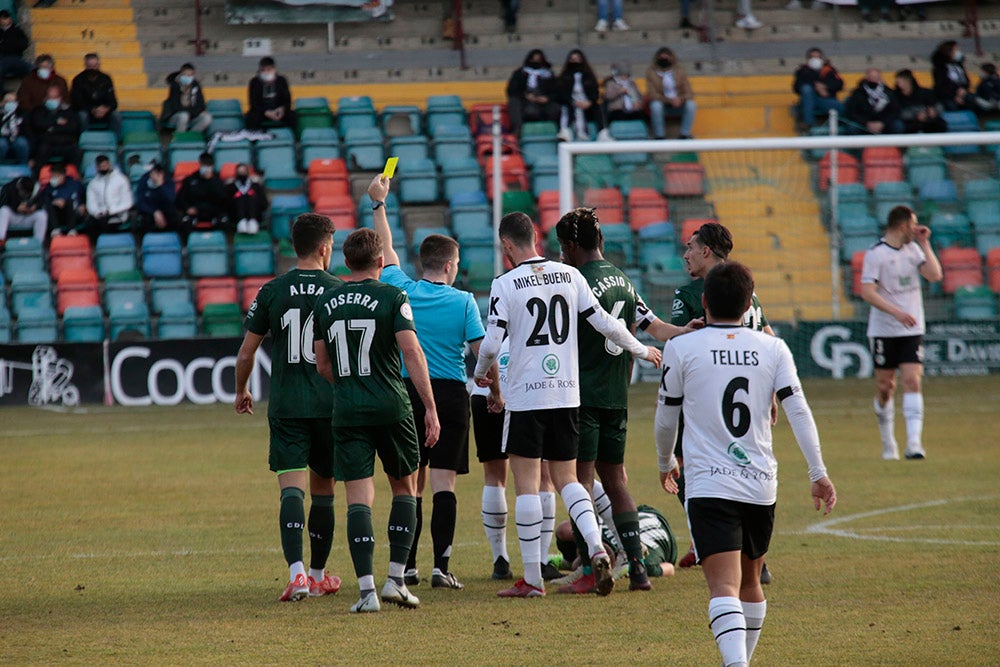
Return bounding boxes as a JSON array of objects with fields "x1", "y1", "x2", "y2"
[
  {"x1": 62, "y1": 305, "x2": 106, "y2": 343},
  {"x1": 953, "y1": 285, "x2": 997, "y2": 321},
  {"x1": 930, "y1": 212, "x2": 973, "y2": 249},
  {"x1": 575, "y1": 154, "x2": 617, "y2": 190},
  {"x1": 201, "y1": 302, "x2": 243, "y2": 338},
  {"x1": 121, "y1": 111, "x2": 157, "y2": 136},
  {"x1": 501, "y1": 190, "x2": 536, "y2": 219}
]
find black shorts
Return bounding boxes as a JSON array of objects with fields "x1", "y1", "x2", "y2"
[
  {"x1": 686, "y1": 497, "x2": 775, "y2": 562},
  {"x1": 871, "y1": 335, "x2": 924, "y2": 369},
  {"x1": 471, "y1": 394, "x2": 507, "y2": 463},
  {"x1": 406, "y1": 378, "x2": 470, "y2": 474},
  {"x1": 504, "y1": 407, "x2": 579, "y2": 461}
]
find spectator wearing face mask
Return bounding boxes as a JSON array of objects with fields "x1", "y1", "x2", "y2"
[
  {"x1": 28, "y1": 84, "x2": 81, "y2": 169},
  {"x1": 135, "y1": 162, "x2": 178, "y2": 234},
  {"x1": 0, "y1": 10, "x2": 31, "y2": 83},
  {"x1": 893, "y1": 69, "x2": 946, "y2": 134},
  {"x1": 86, "y1": 154, "x2": 133, "y2": 236},
  {"x1": 602, "y1": 62, "x2": 646, "y2": 126},
  {"x1": 506, "y1": 49, "x2": 560, "y2": 135},
  {"x1": 792, "y1": 48, "x2": 845, "y2": 132},
  {"x1": 224, "y1": 163, "x2": 268, "y2": 235},
  {"x1": 931, "y1": 40, "x2": 994, "y2": 113},
  {"x1": 845, "y1": 68, "x2": 904, "y2": 135},
  {"x1": 0, "y1": 176, "x2": 47, "y2": 244},
  {"x1": 176, "y1": 152, "x2": 226, "y2": 233},
  {"x1": 976, "y1": 63, "x2": 1000, "y2": 107},
  {"x1": 646, "y1": 47, "x2": 696, "y2": 140},
  {"x1": 37, "y1": 162, "x2": 87, "y2": 237},
  {"x1": 0, "y1": 91, "x2": 28, "y2": 164},
  {"x1": 18, "y1": 54, "x2": 70, "y2": 113},
  {"x1": 161, "y1": 63, "x2": 213, "y2": 133},
  {"x1": 555, "y1": 49, "x2": 605, "y2": 142},
  {"x1": 246, "y1": 57, "x2": 295, "y2": 131},
  {"x1": 71, "y1": 52, "x2": 123, "y2": 137}
]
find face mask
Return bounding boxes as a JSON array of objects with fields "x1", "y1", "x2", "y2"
[
  {"x1": 44, "y1": 98, "x2": 60, "y2": 110},
  {"x1": 259, "y1": 72, "x2": 275, "y2": 83},
  {"x1": 808, "y1": 57, "x2": 824, "y2": 71},
  {"x1": 529, "y1": 60, "x2": 544, "y2": 68},
  {"x1": 236, "y1": 173, "x2": 249, "y2": 182},
  {"x1": 50, "y1": 176, "x2": 64, "y2": 188},
  {"x1": 37, "y1": 67, "x2": 51, "y2": 80},
  {"x1": 179, "y1": 74, "x2": 194, "y2": 86},
  {"x1": 3, "y1": 101, "x2": 16, "y2": 114},
  {"x1": 147, "y1": 178, "x2": 159, "y2": 189},
  {"x1": 97, "y1": 168, "x2": 111, "y2": 176},
  {"x1": 954, "y1": 50, "x2": 964, "y2": 63},
  {"x1": 657, "y1": 57, "x2": 672, "y2": 68},
  {"x1": 199, "y1": 166, "x2": 211, "y2": 177}
]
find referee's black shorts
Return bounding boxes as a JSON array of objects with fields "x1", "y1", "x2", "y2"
[{"x1": 405, "y1": 378, "x2": 470, "y2": 474}]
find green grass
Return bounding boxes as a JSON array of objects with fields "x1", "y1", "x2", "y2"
[{"x1": 2, "y1": 376, "x2": 999, "y2": 665}]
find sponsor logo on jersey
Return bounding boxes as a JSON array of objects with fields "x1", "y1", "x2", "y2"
[
  {"x1": 542, "y1": 353, "x2": 560, "y2": 376},
  {"x1": 726, "y1": 441, "x2": 751, "y2": 466}
]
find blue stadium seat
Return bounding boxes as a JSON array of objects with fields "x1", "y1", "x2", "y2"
[
  {"x1": 157, "y1": 300, "x2": 199, "y2": 340},
  {"x1": 104, "y1": 276, "x2": 146, "y2": 313},
  {"x1": 233, "y1": 233, "x2": 275, "y2": 277},
  {"x1": 15, "y1": 304, "x2": 58, "y2": 343},
  {"x1": 905, "y1": 146, "x2": 947, "y2": 189},
  {"x1": 381, "y1": 105, "x2": 422, "y2": 137},
  {"x1": 301, "y1": 144, "x2": 342, "y2": 171},
  {"x1": 530, "y1": 155, "x2": 560, "y2": 198},
  {"x1": 95, "y1": 233, "x2": 137, "y2": 278},
  {"x1": 109, "y1": 300, "x2": 151, "y2": 339},
  {"x1": 637, "y1": 221, "x2": 675, "y2": 244},
  {"x1": 300, "y1": 127, "x2": 340, "y2": 146},
  {"x1": 121, "y1": 111, "x2": 157, "y2": 136},
  {"x1": 441, "y1": 156, "x2": 484, "y2": 200},
  {"x1": 343, "y1": 127, "x2": 386, "y2": 171},
  {"x1": 337, "y1": 96, "x2": 375, "y2": 114},
  {"x1": 0, "y1": 302, "x2": 10, "y2": 343},
  {"x1": 269, "y1": 193, "x2": 310, "y2": 240},
  {"x1": 256, "y1": 144, "x2": 302, "y2": 190},
  {"x1": 208, "y1": 115, "x2": 245, "y2": 136},
  {"x1": 11, "y1": 271, "x2": 53, "y2": 315},
  {"x1": 0, "y1": 163, "x2": 31, "y2": 185},
  {"x1": 919, "y1": 179, "x2": 961, "y2": 215},
  {"x1": 431, "y1": 125, "x2": 474, "y2": 162},
  {"x1": 941, "y1": 110, "x2": 980, "y2": 155},
  {"x1": 833, "y1": 182, "x2": 870, "y2": 204},
  {"x1": 2, "y1": 236, "x2": 45, "y2": 276},
  {"x1": 397, "y1": 157, "x2": 440, "y2": 204},
  {"x1": 873, "y1": 181, "x2": 914, "y2": 223},
  {"x1": 212, "y1": 139, "x2": 253, "y2": 168},
  {"x1": 411, "y1": 226, "x2": 452, "y2": 255},
  {"x1": 388, "y1": 136, "x2": 430, "y2": 163},
  {"x1": 79, "y1": 130, "x2": 118, "y2": 153},
  {"x1": 141, "y1": 232, "x2": 183, "y2": 278},
  {"x1": 206, "y1": 99, "x2": 242, "y2": 115},
  {"x1": 62, "y1": 305, "x2": 106, "y2": 342},
  {"x1": 426, "y1": 95, "x2": 465, "y2": 114},
  {"x1": 150, "y1": 278, "x2": 192, "y2": 315},
  {"x1": 602, "y1": 223, "x2": 635, "y2": 267},
  {"x1": 187, "y1": 231, "x2": 229, "y2": 277}
]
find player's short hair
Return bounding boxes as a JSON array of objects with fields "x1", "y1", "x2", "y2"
[
  {"x1": 291, "y1": 213, "x2": 334, "y2": 259},
  {"x1": 693, "y1": 222, "x2": 733, "y2": 260},
  {"x1": 555, "y1": 207, "x2": 604, "y2": 251},
  {"x1": 499, "y1": 212, "x2": 535, "y2": 248},
  {"x1": 886, "y1": 205, "x2": 915, "y2": 230},
  {"x1": 704, "y1": 261, "x2": 754, "y2": 321},
  {"x1": 343, "y1": 228, "x2": 383, "y2": 271},
  {"x1": 419, "y1": 234, "x2": 459, "y2": 272}
]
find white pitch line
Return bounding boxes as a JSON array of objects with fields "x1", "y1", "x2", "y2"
[
  {"x1": 4, "y1": 422, "x2": 261, "y2": 438},
  {"x1": 800, "y1": 495, "x2": 1000, "y2": 546}
]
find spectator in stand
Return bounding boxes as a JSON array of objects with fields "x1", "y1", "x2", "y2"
[
  {"x1": 602, "y1": 62, "x2": 647, "y2": 126},
  {"x1": 224, "y1": 163, "x2": 267, "y2": 235},
  {"x1": 894, "y1": 69, "x2": 946, "y2": 134},
  {"x1": 160, "y1": 63, "x2": 212, "y2": 133},
  {"x1": 28, "y1": 85, "x2": 81, "y2": 169},
  {"x1": 679, "y1": 0, "x2": 695, "y2": 28},
  {"x1": 506, "y1": 49, "x2": 560, "y2": 135},
  {"x1": 71, "y1": 52, "x2": 122, "y2": 137},
  {"x1": 18, "y1": 55, "x2": 70, "y2": 114},
  {"x1": 85, "y1": 154, "x2": 133, "y2": 237},
  {"x1": 859, "y1": 0, "x2": 892, "y2": 23},
  {"x1": 931, "y1": 40, "x2": 994, "y2": 113},
  {"x1": 846, "y1": 68, "x2": 904, "y2": 135},
  {"x1": 0, "y1": 176, "x2": 47, "y2": 243},
  {"x1": 37, "y1": 162, "x2": 87, "y2": 237},
  {"x1": 0, "y1": 91, "x2": 29, "y2": 164},
  {"x1": 176, "y1": 152, "x2": 226, "y2": 233},
  {"x1": 734, "y1": 0, "x2": 763, "y2": 29},
  {"x1": 135, "y1": 162, "x2": 178, "y2": 234},
  {"x1": 975, "y1": 63, "x2": 1000, "y2": 107},
  {"x1": 246, "y1": 57, "x2": 295, "y2": 131},
  {"x1": 555, "y1": 49, "x2": 606, "y2": 142},
  {"x1": 646, "y1": 47, "x2": 696, "y2": 140},
  {"x1": 594, "y1": 0, "x2": 628, "y2": 33},
  {"x1": 0, "y1": 10, "x2": 31, "y2": 83},
  {"x1": 793, "y1": 48, "x2": 845, "y2": 132}
]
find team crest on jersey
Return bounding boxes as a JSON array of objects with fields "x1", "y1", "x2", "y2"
[
  {"x1": 498, "y1": 352, "x2": 510, "y2": 371},
  {"x1": 542, "y1": 353, "x2": 560, "y2": 376},
  {"x1": 532, "y1": 264, "x2": 545, "y2": 274},
  {"x1": 727, "y1": 442, "x2": 751, "y2": 466},
  {"x1": 400, "y1": 303, "x2": 413, "y2": 320}
]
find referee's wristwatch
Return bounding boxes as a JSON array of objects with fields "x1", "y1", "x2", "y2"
[{"x1": 372, "y1": 200, "x2": 385, "y2": 210}]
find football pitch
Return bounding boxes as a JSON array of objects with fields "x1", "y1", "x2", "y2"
[{"x1": 2, "y1": 376, "x2": 998, "y2": 665}]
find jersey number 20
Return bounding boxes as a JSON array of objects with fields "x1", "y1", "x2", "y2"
[{"x1": 526, "y1": 295, "x2": 570, "y2": 347}]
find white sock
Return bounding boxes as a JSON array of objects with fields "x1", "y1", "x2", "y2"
[
  {"x1": 289, "y1": 561, "x2": 306, "y2": 582},
  {"x1": 709, "y1": 596, "x2": 748, "y2": 667},
  {"x1": 358, "y1": 574, "x2": 375, "y2": 593},
  {"x1": 874, "y1": 396, "x2": 897, "y2": 450},
  {"x1": 591, "y1": 481, "x2": 623, "y2": 554},
  {"x1": 902, "y1": 392, "x2": 924, "y2": 451},
  {"x1": 742, "y1": 599, "x2": 767, "y2": 661},
  {"x1": 561, "y1": 482, "x2": 602, "y2": 557},
  {"x1": 309, "y1": 567, "x2": 325, "y2": 582},
  {"x1": 388, "y1": 561, "x2": 405, "y2": 579},
  {"x1": 539, "y1": 491, "x2": 556, "y2": 559},
  {"x1": 515, "y1": 494, "x2": 543, "y2": 588},
  {"x1": 482, "y1": 485, "x2": 509, "y2": 563}
]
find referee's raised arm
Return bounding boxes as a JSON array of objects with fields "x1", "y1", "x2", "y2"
[{"x1": 368, "y1": 175, "x2": 400, "y2": 267}]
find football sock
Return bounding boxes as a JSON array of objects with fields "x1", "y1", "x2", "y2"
[
  {"x1": 405, "y1": 495, "x2": 422, "y2": 571},
  {"x1": 874, "y1": 396, "x2": 896, "y2": 448},
  {"x1": 571, "y1": 520, "x2": 591, "y2": 569},
  {"x1": 593, "y1": 481, "x2": 624, "y2": 554},
  {"x1": 307, "y1": 494, "x2": 334, "y2": 572},
  {"x1": 742, "y1": 599, "x2": 767, "y2": 661},
  {"x1": 358, "y1": 574, "x2": 375, "y2": 597},
  {"x1": 279, "y1": 487, "x2": 305, "y2": 567},
  {"x1": 613, "y1": 511, "x2": 643, "y2": 564},
  {"x1": 481, "y1": 485, "x2": 509, "y2": 563},
  {"x1": 539, "y1": 491, "x2": 556, "y2": 558},
  {"x1": 561, "y1": 482, "x2": 603, "y2": 558},
  {"x1": 289, "y1": 561, "x2": 306, "y2": 582},
  {"x1": 431, "y1": 491, "x2": 457, "y2": 573},
  {"x1": 902, "y1": 392, "x2": 924, "y2": 450},
  {"x1": 388, "y1": 495, "x2": 418, "y2": 576},
  {"x1": 709, "y1": 596, "x2": 748, "y2": 667},
  {"x1": 388, "y1": 561, "x2": 404, "y2": 585},
  {"x1": 515, "y1": 494, "x2": 543, "y2": 588},
  {"x1": 309, "y1": 568, "x2": 325, "y2": 582},
  {"x1": 346, "y1": 503, "x2": 375, "y2": 580}
]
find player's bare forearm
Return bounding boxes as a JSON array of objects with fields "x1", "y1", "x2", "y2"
[
  {"x1": 313, "y1": 340, "x2": 335, "y2": 383},
  {"x1": 646, "y1": 317, "x2": 701, "y2": 342},
  {"x1": 368, "y1": 174, "x2": 400, "y2": 266},
  {"x1": 234, "y1": 333, "x2": 264, "y2": 414},
  {"x1": 860, "y1": 283, "x2": 914, "y2": 325},
  {"x1": 917, "y1": 237, "x2": 943, "y2": 283}
]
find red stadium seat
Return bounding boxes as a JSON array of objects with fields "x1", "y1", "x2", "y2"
[
  {"x1": 218, "y1": 163, "x2": 259, "y2": 181},
  {"x1": 862, "y1": 146, "x2": 903, "y2": 190},
  {"x1": 314, "y1": 194, "x2": 358, "y2": 231},
  {"x1": 476, "y1": 133, "x2": 518, "y2": 166},
  {"x1": 680, "y1": 218, "x2": 718, "y2": 247},
  {"x1": 196, "y1": 276, "x2": 239, "y2": 313},
  {"x1": 939, "y1": 247, "x2": 983, "y2": 294},
  {"x1": 241, "y1": 276, "x2": 273, "y2": 312},
  {"x1": 38, "y1": 164, "x2": 81, "y2": 188},
  {"x1": 851, "y1": 250, "x2": 866, "y2": 297},
  {"x1": 818, "y1": 151, "x2": 860, "y2": 191},
  {"x1": 627, "y1": 188, "x2": 669, "y2": 230},
  {"x1": 308, "y1": 177, "x2": 351, "y2": 204},
  {"x1": 469, "y1": 103, "x2": 510, "y2": 136},
  {"x1": 663, "y1": 162, "x2": 705, "y2": 197},
  {"x1": 56, "y1": 267, "x2": 100, "y2": 315},
  {"x1": 485, "y1": 154, "x2": 529, "y2": 197},
  {"x1": 537, "y1": 190, "x2": 579, "y2": 233},
  {"x1": 582, "y1": 187, "x2": 625, "y2": 225},
  {"x1": 49, "y1": 234, "x2": 93, "y2": 281},
  {"x1": 988, "y1": 247, "x2": 1000, "y2": 293},
  {"x1": 172, "y1": 161, "x2": 200, "y2": 189},
  {"x1": 307, "y1": 158, "x2": 348, "y2": 179}
]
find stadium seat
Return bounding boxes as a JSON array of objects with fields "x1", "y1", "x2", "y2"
[
  {"x1": 388, "y1": 136, "x2": 430, "y2": 163},
  {"x1": 476, "y1": 133, "x2": 517, "y2": 166},
  {"x1": 862, "y1": 146, "x2": 904, "y2": 190},
  {"x1": 337, "y1": 106, "x2": 378, "y2": 140},
  {"x1": 296, "y1": 96, "x2": 332, "y2": 112},
  {"x1": 953, "y1": 285, "x2": 997, "y2": 321},
  {"x1": 427, "y1": 111, "x2": 468, "y2": 138},
  {"x1": 256, "y1": 144, "x2": 302, "y2": 190},
  {"x1": 680, "y1": 218, "x2": 717, "y2": 246},
  {"x1": 62, "y1": 305, "x2": 106, "y2": 343},
  {"x1": 939, "y1": 247, "x2": 983, "y2": 294},
  {"x1": 141, "y1": 232, "x2": 184, "y2": 278},
  {"x1": 411, "y1": 227, "x2": 453, "y2": 256},
  {"x1": 167, "y1": 132, "x2": 207, "y2": 171},
  {"x1": 485, "y1": 154, "x2": 529, "y2": 195},
  {"x1": 381, "y1": 105, "x2": 422, "y2": 137},
  {"x1": 104, "y1": 273, "x2": 146, "y2": 313},
  {"x1": 537, "y1": 190, "x2": 578, "y2": 233},
  {"x1": 56, "y1": 267, "x2": 100, "y2": 315},
  {"x1": 501, "y1": 190, "x2": 536, "y2": 219},
  {"x1": 905, "y1": 146, "x2": 948, "y2": 189},
  {"x1": 441, "y1": 157, "x2": 484, "y2": 200},
  {"x1": 987, "y1": 247, "x2": 1000, "y2": 293},
  {"x1": 171, "y1": 161, "x2": 201, "y2": 188},
  {"x1": 157, "y1": 300, "x2": 198, "y2": 340},
  {"x1": 300, "y1": 126, "x2": 339, "y2": 146},
  {"x1": 187, "y1": 231, "x2": 229, "y2": 277},
  {"x1": 919, "y1": 180, "x2": 961, "y2": 216},
  {"x1": 835, "y1": 202, "x2": 872, "y2": 227},
  {"x1": 48, "y1": 235, "x2": 93, "y2": 281},
  {"x1": 241, "y1": 276, "x2": 272, "y2": 311},
  {"x1": 964, "y1": 178, "x2": 1000, "y2": 201},
  {"x1": 206, "y1": 99, "x2": 243, "y2": 116},
  {"x1": 300, "y1": 143, "x2": 343, "y2": 171},
  {"x1": 930, "y1": 212, "x2": 973, "y2": 249},
  {"x1": 818, "y1": 151, "x2": 860, "y2": 191},
  {"x1": 202, "y1": 302, "x2": 244, "y2": 337},
  {"x1": 0, "y1": 163, "x2": 30, "y2": 184},
  {"x1": 38, "y1": 164, "x2": 81, "y2": 188},
  {"x1": 601, "y1": 222, "x2": 635, "y2": 267},
  {"x1": 358, "y1": 192, "x2": 402, "y2": 231},
  {"x1": 121, "y1": 111, "x2": 157, "y2": 137},
  {"x1": 432, "y1": 126, "x2": 475, "y2": 162},
  {"x1": 109, "y1": 300, "x2": 151, "y2": 339},
  {"x1": 233, "y1": 233, "x2": 275, "y2": 277},
  {"x1": 0, "y1": 302, "x2": 10, "y2": 343},
  {"x1": 343, "y1": 127, "x2": 386, "y2": 171},
  {"x1": 469, "y1": 103, "x2": 510, "y2": 137},
  {"x1": 628, "y1": 188, "x2": 669, "y2": 230},
  {"x1": 850, "y1": 250, "x2": 866, "y2": 297},
  {"x1": 397, "y1": 158, "x2": 440, "y2": 204},
  {"x1": 583, "y1": 188, "x2": 625, "y2": 225},
  {"x1": 79, "y1": 130, "x2": 117, "y2": 153},
  {"x1": 150, "y1": 278, "x2": 192, "y2": 315},
  {"x1": 15, "y1": 304, "x2": 58, "y2": 343},
  {"x1": 296, "y1": 112, "x2": 333, "y2": 136},
  {"x1": 873, "y1": 181, "x2": 914, "y2": 223},
  {"x1": 196, "y1": 277, "x2": 240, "y2": 313},
  {"x1": 841, "y1": 232, "x2": 879, "y2": 262},
  {"x1": 637, "y1": 221, "x2": 675, "y2": 244},
  {"x1": 941, "y1": 110, "x2": 980, "y2": 155},
  {"x1": 834, "y1": 182, "x2": 870, "y2": 205},
  {"x1": 212, "y1": 139, "x2": 253, "y2": 168},
  {"x1": 11, "y1": 271, "x2": 53, "y2": 315},
  {"x1": 2, "y1": 236, "x2": 44, "y2": 276},
  {"x1": 207, "y1": 115, "x2": 246, "y2": 136},
  {"x1": 95, "y1": 233, "x2": 137, "y2": 278},
  {"x1": 269, "y1": 193, "x2": 310, "y2": 240},
  {"x1": 314, "y1": 194, "x2": 358, "y2": 231}
]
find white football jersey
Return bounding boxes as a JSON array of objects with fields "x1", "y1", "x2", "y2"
[
  {"x1": 659, "y1": 325, "x2": 804, "y2": 505},
  {"x1": 470, "y1": 336, "x2": 509, "y2": 398},
  {"x1": 475, "y1": 257, "x2": 647, "y2": 412},
  {"x1": 861, "y1": 239, "x2": 927, "y2": 338}
]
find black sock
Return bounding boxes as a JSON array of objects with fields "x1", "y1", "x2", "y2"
[
  {"x1": 613, "y1": 511, "x2": 643, "y2": 569},
  {"x1": 571, "y1": 519, "x2": 591, "y2": 568},
  {"x1": 556, "y1": 537, "x2": 578, "y2": 564},
  {"x1": 308, "y1": 494, "x2": 334, "y2": 571},
  {"x1": 431, "y1": 490, "x2": 457, "y2": 573},
  {"x1": 406, "y1": 496, "x2": 422, "y2": 570},
  {"x1": 279, "y1": 487, "x2": 305, "y2": 566}
]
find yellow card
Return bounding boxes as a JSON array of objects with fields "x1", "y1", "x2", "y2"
[{"x1": 382, "y1": 157, "x2": 398, "y2": 179}]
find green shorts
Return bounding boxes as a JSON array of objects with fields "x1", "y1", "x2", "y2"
[
  {"x1": 578, "y1": 406, "x2": 628, "y2": 464},
  {"x1": 333, "y1": 415, "x2": 420, "y2": 482},
  {"x1": 268, "y1": 417, "x2": 335, "y2": 478}
]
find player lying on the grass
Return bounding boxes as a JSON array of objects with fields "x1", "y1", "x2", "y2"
[
  {"x1": 234, "y1": 212, "x2": 343, "y2": 602},
  {"x1": 655, "y1": 261, "x2": 836, "y2": 667},
  {"x1": 313, "y1": 228, "x2": 441, "y2": 614}
]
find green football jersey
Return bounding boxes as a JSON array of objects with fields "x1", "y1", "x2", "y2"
[
  {"x1": 636, "y1": 504, "x2": 678, "y2": 571},
  {"x1": 577, "y1": 260, "x2": 652, "y2": 409},
  {"x1": 312, "y1": 279, "x2": 416, "y2": 427},
  {"x1": 670, "y1": 277, "x2": 769, "y2": 331},
  {"x1": 244, "y1": 268, "x2": 342, "y2": 418}
]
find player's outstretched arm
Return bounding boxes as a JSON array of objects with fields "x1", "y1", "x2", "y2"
[
  {"x1": 368, "y1": 175, "x2": 400, "y2": 267},
  {"x1": 644, "y1": 316, "x2": 703, "y2": 342},
  {"x1": 234, "y1": 331, "x2": 265, "y2": 414},
  {"x1": 398, "y1": 329, "x2": 440, "y2": 447}
]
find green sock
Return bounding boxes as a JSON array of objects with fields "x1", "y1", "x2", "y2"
[
  {"x1": 613, "y1": 511, "x2": 643, "y2": 567},
  {"x1": 308, "y1": 494, "x2": 335, "y2": 571},
  {"x1": 571, "y1": 520, "x2": 592, "y2": 572},
  {"x1": 387, "y1": 495, "x2": 417, "y2": 567},
  {"x1": 279, "y1": 487, "x2": 306, "y2": 566},
  {"x1": 346, "y1": 503, "x2": 375, "y2": 579}
]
